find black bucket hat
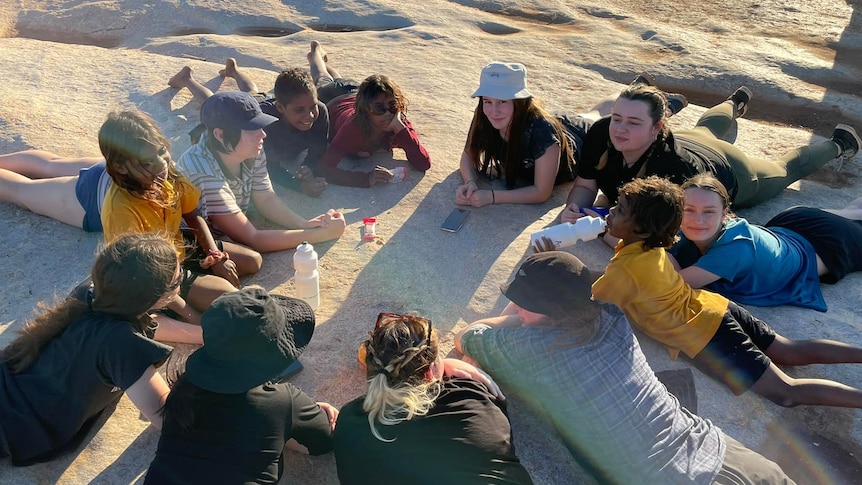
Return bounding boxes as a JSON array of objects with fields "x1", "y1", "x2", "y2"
[{"x1": 185, "y1": 286, "x2": 314, "y2": 394}]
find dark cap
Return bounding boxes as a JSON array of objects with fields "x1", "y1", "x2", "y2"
[
  {"x1": 185, "y1": 286, "x2": 314, "y2": 394},
  {"x1": 200, "y1": 91, "x2": 278, "y2": 131},
  {"x1": 501, "y1": 251, "x2": 595, "y2": 317}
]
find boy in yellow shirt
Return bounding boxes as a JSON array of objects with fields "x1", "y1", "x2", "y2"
[{"x1": 592, "y1": 176, "x2": 862, "y2": 409}]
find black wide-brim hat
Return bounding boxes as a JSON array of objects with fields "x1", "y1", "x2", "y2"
[{"x1": 185, "y1": 287, "x2": 314, "y2": 394}]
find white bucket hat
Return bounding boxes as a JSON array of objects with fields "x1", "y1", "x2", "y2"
[{"x1": 471, "y1": 62, "x2": 533, "y2": 100}]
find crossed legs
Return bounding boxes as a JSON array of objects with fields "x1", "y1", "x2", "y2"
[{"x1": 168, "y1": 58, "x2": 259, "y2": 104}]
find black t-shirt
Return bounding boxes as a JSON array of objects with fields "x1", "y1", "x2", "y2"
[
  {"x1": 0, "y1": 313, "x2": 171, "y2": 466},
  {"x1": 145, "y1": 380, "x2": 333, "y2": 485},
  {"x1": 578, "y1": 117, "x2": 736, "y2": 205},
  {"x1": 260, "y1": 99, "x2": 330, "y2": 190},
  {"x1": 333, "y1": 378, "x2": 534, "y2": 485},
  {"x1": 482, "y1": 115, "x2": 576, "y2": 189}
]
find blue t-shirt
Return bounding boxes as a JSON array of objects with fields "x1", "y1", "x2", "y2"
[{"x1": 670, "y1": 218, "x2": 826, "y2": 311}]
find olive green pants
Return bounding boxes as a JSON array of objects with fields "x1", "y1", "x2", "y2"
[{"x1": 678, "y1": 102, "x2": 840, "y2": 209}]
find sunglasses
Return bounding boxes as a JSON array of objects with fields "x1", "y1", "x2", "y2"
[{"x1": 368, "y1": 102, "x2": 401, "y2": 116}]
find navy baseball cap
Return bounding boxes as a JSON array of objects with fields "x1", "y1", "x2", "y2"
[{"x1": 200, "y1": 91, "x2": 278, "y2": 131}]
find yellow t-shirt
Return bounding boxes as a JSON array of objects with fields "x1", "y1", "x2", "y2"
[
  {"x1": 101, "y1": 176, "x2": 201, "y2": 260},
  {"x1": 592, "y1": 240, "x2": 728, "y2": 359}
]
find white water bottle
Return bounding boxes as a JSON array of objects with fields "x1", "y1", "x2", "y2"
[
  {"x1": 530, "y1": 216, "x2": 607, "y2": 250},
  {"x1": 293, "y1": 241, "x2": 320, "y2": 310}
]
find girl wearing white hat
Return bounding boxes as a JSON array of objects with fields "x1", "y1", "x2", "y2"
[{"x1": 455, "y1": 61, "x2": 579, "y2": 207}]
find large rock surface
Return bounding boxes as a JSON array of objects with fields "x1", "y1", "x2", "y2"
[{"x1": 0, "y1": 1, "x2": 860, "y2": 483}]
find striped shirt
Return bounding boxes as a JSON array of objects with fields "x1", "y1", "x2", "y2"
[{"x1": 176, "y1": 133, "x2": 273, "y2": 221}]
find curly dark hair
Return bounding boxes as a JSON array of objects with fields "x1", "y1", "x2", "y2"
[
  {"x1": 273, "y1": 67, "x2": 315, "y2": 104},
  {"x1": 353, "y1": 74, "x2": 409, "y2": 150},
  {"x1": 618, "y1": 176, "x2": 684, "y2": 249}
]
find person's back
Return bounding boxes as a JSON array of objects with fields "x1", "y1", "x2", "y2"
[
  {"x1": 0, "y1": 313, "x2": 170, "y2": 466},
  {"x1": 145, "y1": 288, "x2": 335, "y2": 484},
  {"x1": 145, "y1": 378, "x2": 332, "y2": 484},
  {"x1": 334, "y1": 313, "x2": 533, "y2": 485},
  {"x1": 460, "y1": 303, "x2": 723, "y2": 484},
  {"x1": 593, "y1": 239, "x2": 727, "y2": 360},
  {"x1": 457, "y1": 251, "x2": 795, "y2": 484},
  {"x1": 326, "y1": 93, "x2": 357, "y2": 138},
  {"x1": 334, "y1": 377, "x2": 532, "y2": 485}
]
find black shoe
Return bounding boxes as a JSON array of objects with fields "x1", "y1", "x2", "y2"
[
  {"x1": 727, "y1": 86, "x2": 752, "y2": 119},
  {"x1": 630, "y1": 72, "x2": 657, "y2": 87},
  {"x1": 832, "y1": 124, "x2": 861, "y2": 171},
  {"x1": 666, "y1": 93, "x2": 688, "y2": 116}
]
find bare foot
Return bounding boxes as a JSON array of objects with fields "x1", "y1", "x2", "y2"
[
  {"x1": 219, "y1": 57, "x2": 238, "y2": 78},
  {"x1": 168, "y1": 66, "x2": 193, "y2": 88},
  {"x1": 308, "y1": 40, "x2": 328, "y2": 63}
]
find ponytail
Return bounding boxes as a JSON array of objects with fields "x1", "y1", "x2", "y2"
[
  {"x1": 362, "y1": 373, "x2": 441, "y2": 442},
  {"x1": 360, "y1": 319, "x2": 441, "y2": 442},
  {"x1": 2, "y1": 298, "x2": 89, "y2": 373}
]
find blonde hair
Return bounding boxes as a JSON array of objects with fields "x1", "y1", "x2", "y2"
[
  {"x1": 360, "y1": 317, "x2": 441, "y2": 441},
  {"x1": 363, "y1": 373, "x2": 440, "y2": 441}
]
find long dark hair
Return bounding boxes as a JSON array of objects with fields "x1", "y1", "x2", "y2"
[
  {"x1": 354, "y1": 74, "x2": 409, "y2": 151},
  {"x1": 1, "y1": 234, "x2": 179, "y2": 373},
  {"x1": 466, "y1": 96, "x2": 574, "y2": 189},
  {"x1": 100, "y1": 110, "x2": 182, "y2": 208}
]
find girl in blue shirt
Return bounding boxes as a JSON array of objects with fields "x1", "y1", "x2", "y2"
[{"x1": 668, "y1": 174, "x2": 862, "y2": 311}]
